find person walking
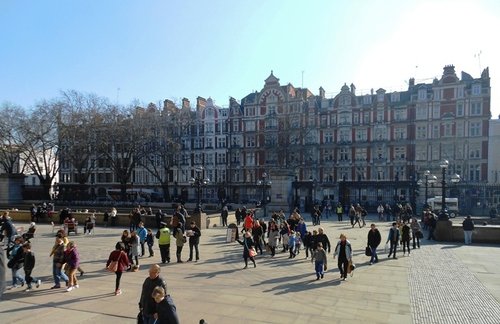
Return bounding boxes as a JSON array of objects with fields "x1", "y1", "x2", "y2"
[
  {"x1": 333, "y1": 234, "x2": 352, "y2": 281},
  {"x1": 462, "y1": 215, "x2": 475, "y2": 245},
  {"x1": 427, "y1": 213, "x2": 437, "y2": 240},
  {"x1": 348, "y1": 205, "x2": 356, "y2": 227},
  {"x1": 315, "y1": 227, "x2": 331, "y2": 254},
  {"x1": 129, "y1": 231, "x2": 141, "y2": 270},
  {"x1": 6, "y1": 236, "x2": 25, "y2": 289},
  {"x1": 377, "y1": 204, "x2": 385, "y2": 221},
  {"x1": 137, "y1": 222, "x2": 148, "y2": 257},
  {"x1": 311, "y1": 242, "x2": 327, "y2": 280},
  {"x1": 267, "y1": 222, "x2": 280, "y2": 257},
  {"x1": 187, "y1": 221, "x2": 201, "y2": 262},
  {"x1": 106, "y1": 242, "x2": 129, "y2": 295},
  {"x1": 367, "y1": 224, "x2": 381, "y2": 264},
  {"x1": 49, "y1": 236, "x2": 69, "y2": 289},
  {"x1": 22, "y1": 242, "x2": 41, "y2": 292},
  {"x1": 146, "y1": 228, "x2": 155, "y2": 257},
  {"x1": 221, "y1": 205, "x2": 229, "y2": 227},
  {"x1": 236, "y1": 231, "x2": 256, "y2": 269},
  {"x1": 139, "y1": 264, "x2": 167, "y2": 324},
  {"x1": 156, "y1": 222, "x2": 171, "y2": 264},
  {"x1": 401, "y1": 221, "x2": 411, "y2": 256},
  {"x1": 110, "y1": 207, "x2": 117, "y2": 227},
  {"x1": 410, "y1": 217, "x2": 422, "y2": 249},
  {"x1": 387, "y1": 222, "x2": 400, "y2": 259},
  {"x1": 152, "y1": 286, "x2": 180, "y2": 324},
  {"x1": 65, "y1": 241, "x2": 80, "y2": 292}
]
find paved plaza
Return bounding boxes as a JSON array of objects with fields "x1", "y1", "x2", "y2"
[{"x1": 1, "y1": 213, "x2": 500, "y2": 324}]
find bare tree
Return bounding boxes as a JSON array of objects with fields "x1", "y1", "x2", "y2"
[
  {"x1": 0, "y1": 102, "x2": 28, "y2": 174},
  {"x1": 57, "y1": 90, "x2": 110, "y2": 199},
  {"x1": 136, "y1": 101, "x2": 195, "y2": 201},
  {"x1": 19, "y1": 100, "x2": 61, "y2": 199}
]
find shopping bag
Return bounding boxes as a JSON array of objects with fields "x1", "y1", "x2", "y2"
[{"x1": 384, "y1": 243, "x2": 389, "y2": 253}]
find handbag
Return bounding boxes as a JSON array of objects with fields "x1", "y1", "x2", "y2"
[
  {"x1": 365, "y1": 246, "x2": 372, "y2": 256},
  {"x1": 249, "y1": 247, "x2": 257, "y2": 257},
  {"x1": 107, "y1": 252, "x2": 122, "y2": 272},
  {"x1": 416, "y1": 231, "x2": 424, "y2": 239}
]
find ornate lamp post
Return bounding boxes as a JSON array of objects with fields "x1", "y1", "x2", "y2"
[
  {"x1": 417, "y1": 170, "x2": 437, "y2": 208},
  {"x1": 257, "y1": 172, "x2": 272, "y2": 218},
  {"x1": 189, "y1": 166, "x2": 210, "y2": 213},
  {"x1": 438, "y1": 160, "x2": 461, "y2": 220}
]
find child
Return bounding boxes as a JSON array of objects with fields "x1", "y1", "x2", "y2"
[
  {"x1": 311, "y1": 242, "x2": 327, "y2": 280},
  {"x1": 288, "y1": 230, "x2": 296, "y2": 258},
  {"x1": 146, "y1": 228, "x2": 155, "y2": 257},
  {"x1": 7, "y1": 236, "x2": 25, "y2": 289},
  {"x1": 22, "y1": 242, "x2": 41, "y2": 291},
  {"x1": 129, "y1": 231, "x2": 140, "y2": 270},
  {"x1": 151, "y1": 286, "x2": 180, "y2": 324},
  {"x1": 294, "y1": 232, "x2": 302, "y2": 255}
]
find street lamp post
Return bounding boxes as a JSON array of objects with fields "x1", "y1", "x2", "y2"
[
  {"x1": 189, "y1": 166, "x2": 209, "y2": 214},
  {"x1": 417, "y1": 170, "x2": 437, "y2": 208},
  {"x1": 257, "y1": 172, "x2": 272, "y2": 219}
]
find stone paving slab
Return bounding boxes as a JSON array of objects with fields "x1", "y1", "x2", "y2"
[{"x1": 1, "y1": 216, "x2": 499, "y2": 324}]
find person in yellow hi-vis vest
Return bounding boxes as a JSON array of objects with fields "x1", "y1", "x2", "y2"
[{"x1": 156, "y1": 222, "x2": 171, "y2": 264}]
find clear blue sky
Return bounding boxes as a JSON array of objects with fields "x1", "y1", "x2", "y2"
[{"x1": 1, "y1": 0, "x2": 499, "y2": 115}]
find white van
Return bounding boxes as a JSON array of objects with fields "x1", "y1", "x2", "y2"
[{"x1": 426, "y1": 197, "x2": 459, "y2": 218}]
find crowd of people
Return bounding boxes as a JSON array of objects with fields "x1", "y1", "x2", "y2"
[{"x1": 0, "y1": 201, "x2": 482, "y2": 322}]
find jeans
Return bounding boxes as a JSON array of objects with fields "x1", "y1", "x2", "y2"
[
  {"x1": 53, "y1": 262, "x2": 68, "y2": 286},
  {"x1": 11, "y1": 267, "x2": 25, "y2": 286},
  {"x1": 189, "y1": 242, "x2": 199, "y2": 261},
  {"x1": 338, "y1": 258, "x2": 349, "y2": 278},
  {"x1": 412, "y1": 235, "x2": 420, "y2": 249},
  {"x1": 464, "y1": 230, "x2": 473, "y2": 244},
  {"x1": 25, "y1": 269, "x2": 38, "y2": 289},
  {"x1": 147, "y1": 244, "x2": 154, "y2": 257},
  {"x1": 369, "y1": 247, "x2": 378, "y2": 263},
  {"x1": 402, "y1": 240, "x2": 410, "y2": 254},
  {"x1": 315, "y1": 261, "x2": 324, "y2": 278},
  {"x1": 388, "y1": 242, "x2": 398, "y2": 258}
]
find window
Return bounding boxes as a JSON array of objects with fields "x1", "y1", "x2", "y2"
[
  {"x1": 469, "y1": 145, "x2": 480, "y2": 159},
  {"x1": 245, "y1": 121, "x2": 255, "y2": 131},
  {"x1": 416, "y1": 146, "x2": 427, "y2": 161},
  {"x1": 339, "y1": 148, "x2": 349, "y2": 161},
  {"x1": 353, "y1": 113, "x2": 359, "y2": 124},
  {"x1": 232, "y1": 120, "x2": 239, "y2": 132},
  {"x1": 472, "y1": 84, "x2": 481, "y2": 96},
  {"x1": 355, "y1": 147, "x2": 367, "y2": 161},
  {"x1": 377, "y1": 110, "x2": 384, "y2": 122},
  {"x1": 217, "y1": 137, "x2": 226, "y2": 148},
  {"x1": 205, "y1": 138, "x2": 213, "y2": 148},
  {"x1": 245, "y1": 107, "x2": 255, "y2": 116},
  {"x1": 470, "y1": 122, "x2": 481, "y2": 136},
  {"x1": 375, "y1": 146, "x2": 385, "y2": 159},
  {"x1": 416, "y1": 103, "x2": 427, "y2": 120},
  {"x1": 444, "y1": 123, "x2": 452, "y2": 137},
  {"x1": 324, "y1": 132, "x2": 333, "y2": 143},
  {"x1": 374, "y1": 127, "x2": 386, "y2": 141},
  {"x1": 457, "y1": 102, "x2": 464, "y2": 117},
  {"x1": 418, "y1": 88, "x2": 427, "y2": 101},
  {"x1": 432, "y1": 125, "x2": 439, "y2": 138},
  {"x1": 469, "y1": 164, "x2": 480, "y2": 181},
  {"x1": 308, "y1": 116, "x2": 315, "y2": 126},
  {"x1": 363, "y1": 112, "x2": 370, "y2": 124},
  {"x1": 471, "y1": 102, "x2": 482, "y2": 116},
  {"x1": 457, "y1": 87, "x2": 464, "y2": 98},
  {"x1": 194, "y1": 153, "x2": 203, "y2": 164},
  {"x1": 231, "y1": 152, "x2": 240, "y2": 163},
  {"x1": 265, "y1": 134, "x2": 277, "y2": 146},
  {"x1": 394, "y1": 109, "x2": 407, "y2": 121},
  {"x1": 339, "y1": 129, "x2": 351, "y2": 142},
  {"x1": 391, "y1": 92, "x2": 400, "y2": 102},
  {"x1": 245, "y1": 152, "x2": 255, "y2": 166},
  {"x1": 394, "y1": 147, "x2": 406, "y2": 159},
  {"x1": 266, "y1": 151, "x2": 277, "y2": 164},
  {"x1": 291, "y1": 118, "x2": 300, "y2": 128},
  {"x1": 339, "y1": 113, "x2": 351, "y2": 125},
  {"x1": 394, "y1": 127, "x2": 406, "y2": 140},
  {"x1": 356, "y1": 129, "x2": 367, "y2": 142},
  {"x1": 432, "y1": 103, "x2": 440, "y2": 119},
  {"x1": 377, "y1": 93, "x2": 384, "y2": 102},
  {"x1": 194, "y1": 138, "x2": 203, "y2": 149},
  {"x1": 246, "y1": 136, "x2": 256, "y2": 147},
  {"x1": 217, "y1": 153, "x2": 226, "y2": 164},
  {"x1": 265, "y1": 118, "x2": 277, "y2": 129},
  {"x1": 268, "y1": 105, "x2": 276, "y2": 115},
  {"x1": 320, "y1": 115, "x2": 328, "y2": 127},
  {"x1": 363, "y1": 95, "x2": 371, "y2": 105},
  {"x1": 417, "y1": 126, "x2": 427, "y2": 139},
  {"x1": 434, "y1": 89, "x2": 441, "y2": 101},
  {"x1": 323, "y1": 149, "x2": 334, "y2": 162},
  {"x1": 205, "y1": 153, "x2": 214, "y2": 165}
]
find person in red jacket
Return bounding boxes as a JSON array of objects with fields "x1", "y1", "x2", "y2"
[
  {"x1": 243, "y1": 212, "x2": 254, "y2": 232},
  {"x1": 106, "y1": 242, "x2": 129, "y2": 296}
]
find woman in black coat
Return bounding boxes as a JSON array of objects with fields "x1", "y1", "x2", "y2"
[{"x1": 367, "y1": 224, "x2": 381, "y2": 264}]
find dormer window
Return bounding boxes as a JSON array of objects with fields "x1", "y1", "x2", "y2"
[
  {"x1": 472, "y1": 84, "x2": 481, "y2": 96},
  {"x1": 377, "y1": 93, "x2": 384, "y2": 102},
  {"x1": 418, "y1": 88, "x2": 427, "y2": 101}
]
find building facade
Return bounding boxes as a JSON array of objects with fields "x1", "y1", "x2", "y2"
[{"x1": 58, "y1": 65, "x2": 491, "y2": 213}]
